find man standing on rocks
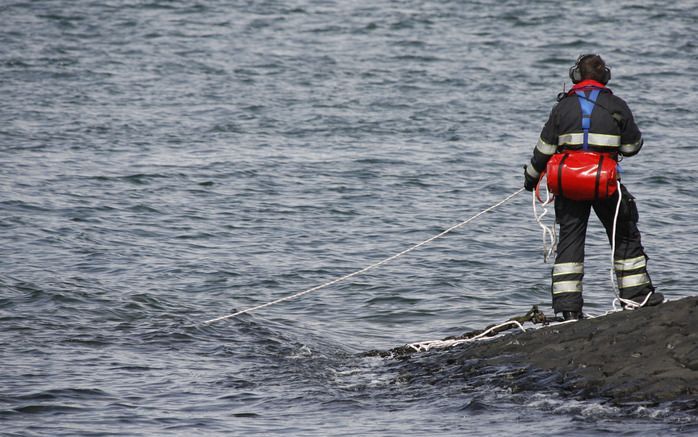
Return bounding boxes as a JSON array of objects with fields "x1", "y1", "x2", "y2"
[{"x1": 523, "y1": 54, "x2": 663, "y2": 320}]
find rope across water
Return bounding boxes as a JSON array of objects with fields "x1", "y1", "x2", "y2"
[{"x1": 204, "y1": 188, "x2": 525, "y2": 324}]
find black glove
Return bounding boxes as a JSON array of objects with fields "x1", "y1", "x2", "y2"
[{"x1": 523, "y1": 165, "x2": 538, "y2": 192}]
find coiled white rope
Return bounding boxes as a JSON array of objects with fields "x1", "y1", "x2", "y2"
[
  {"x1": 204, "y1": 188, "x2": 525, "y2": 324},
  {"x1": 532, "y1": 180, "x2": 556, "y2": 263}
]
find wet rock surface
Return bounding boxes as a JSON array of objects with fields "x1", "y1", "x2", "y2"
[{"x1": 449, "y1": 296, "x2": 698, "y2": 405}]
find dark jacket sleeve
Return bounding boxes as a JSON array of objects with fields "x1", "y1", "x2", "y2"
[
  {"x1": 525, "y1": 106, "x2": 559, "y2": 180},
  {"x1": 616, "y1": 98, "x2": 643, "y2": 156}
]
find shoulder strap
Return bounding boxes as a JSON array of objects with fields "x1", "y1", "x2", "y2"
[{"x1": 575, "y1": 89, "x2": 600, "y2": 150}]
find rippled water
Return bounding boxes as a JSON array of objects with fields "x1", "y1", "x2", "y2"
[{"x1": 2, "y1": 1, "x2": 697, "y2": 435}]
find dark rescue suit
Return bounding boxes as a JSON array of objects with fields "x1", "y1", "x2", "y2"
[{"x1": 525, "y1": 79, "x2": 654, "y2": 314}]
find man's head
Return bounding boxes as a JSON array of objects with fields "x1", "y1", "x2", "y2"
[{"x1": 569, "y1": 54, "x2": 611, "y2": 84}]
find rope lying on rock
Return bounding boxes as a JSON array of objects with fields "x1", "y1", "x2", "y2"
[{"x1": 362, "y1": 305, "x2": 560, "y2": 358}]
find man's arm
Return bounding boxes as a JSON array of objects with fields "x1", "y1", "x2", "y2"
[
  {"x1": 617, "y1": 99, "x2": 643, "y2": 157},
  {"x1": 524, "y1": 107, "x2": 558, "y2": 190}
]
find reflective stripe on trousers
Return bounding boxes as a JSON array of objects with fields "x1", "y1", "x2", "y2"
[
  {"x1": 551, "y1": 262, "x2": 583, "y2": 295},
  {"x1": 616, "y1": 272, "x2": 652, "y2": 289},
  {"x1": 614, "y1": 255, "x2": 651, "y2": 290},
  {"x1": 614, "y1": 255, "x2": 646, "y2": 272}
]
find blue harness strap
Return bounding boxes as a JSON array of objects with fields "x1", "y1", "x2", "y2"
[{"x1": 575, "y1": 89, "x2": 600, "y2": 150}]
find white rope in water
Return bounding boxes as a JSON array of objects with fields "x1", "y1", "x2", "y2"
[
  {"x1": 406, "y1": 320, "x2": 527, "y2": 353},
  {"x1": 204, "y1": 188, "x2": 525, "y2": 324}
]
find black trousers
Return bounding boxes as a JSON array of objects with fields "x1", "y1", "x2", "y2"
[{"x1": 551, "y1": 185, "x2": 654, "y2": 313}]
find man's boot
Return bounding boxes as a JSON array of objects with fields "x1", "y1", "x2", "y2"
[
  {"x1": 562, "y1": 311, "x2": 582, "y2": 321},
  {"x1": 622, "y1": 291, "x2": 665, "y2": 309}
]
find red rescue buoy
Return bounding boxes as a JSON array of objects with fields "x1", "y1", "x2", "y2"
[{"x1": 546, "y1": 151, "x2": 618, "y2": 201}]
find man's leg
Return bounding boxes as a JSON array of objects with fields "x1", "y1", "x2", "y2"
[
  {"x1": 552, "y1": 197, "x2": 592, "y2": 314},
  {"x1": 594, "y1": 185, "x2": 659, "y2": 304}
]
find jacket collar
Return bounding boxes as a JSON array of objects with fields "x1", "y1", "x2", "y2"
[{"x1": 570, "y1": 79, "x2": 609, "y2": 93}]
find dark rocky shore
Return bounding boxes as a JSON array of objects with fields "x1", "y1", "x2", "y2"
[
  {"x1": 458, "y1": 296, "x2": 698, "y2": 404},
  {"x1": 387, "y1": 296, "x2": 698, "y2": 408}
]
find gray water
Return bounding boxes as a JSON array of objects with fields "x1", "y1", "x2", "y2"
[{"x1": 2, "y1": 0, "x2": 697, "y2": 435}]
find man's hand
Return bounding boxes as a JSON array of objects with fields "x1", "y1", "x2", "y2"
[{"x1": 523, "y1": 165, "x2": 538, "y2": 192}]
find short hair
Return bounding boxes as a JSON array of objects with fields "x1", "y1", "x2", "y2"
[{"x1": 579, "y1": 55, "x2": 609, "y2": 83}]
